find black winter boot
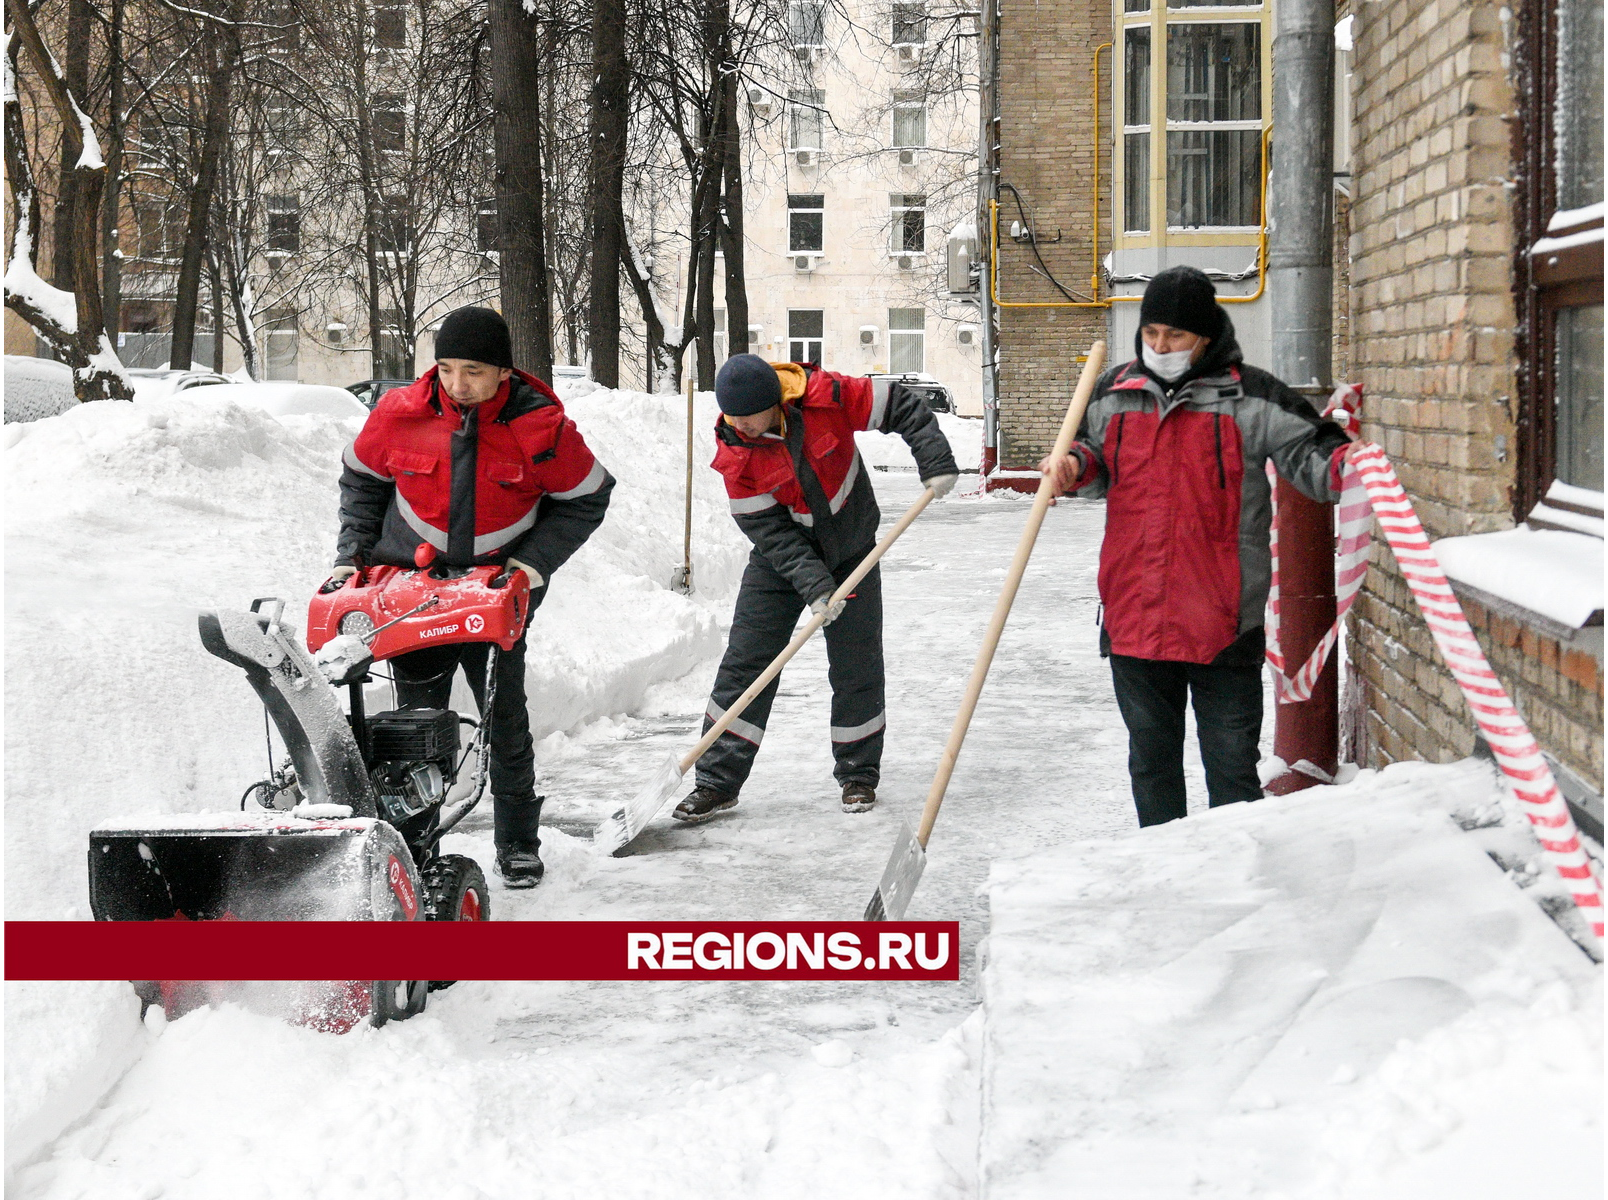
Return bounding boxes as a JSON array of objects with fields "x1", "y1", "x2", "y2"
[
  {"x1": 495, "y1": 841, "x2": 544, "y2": 888},
  {"x1": 841, "y1": 782, "x2": 876, "y2": 813},
  {"x1": 673, "y1": 786, "x2": 738, "y2": 824}
]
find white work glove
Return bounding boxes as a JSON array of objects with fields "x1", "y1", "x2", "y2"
[
  {"x1": 507, "y1": 557, "x2": 544, "y2": 588},
  {"x1": 923, "y1": 473, "x2": 959, "y2": 500},
  {"x1": 810, "y1": 596, "x2": 847, "y2": 626},
  {"x1": 330, "y1": 564, "x2": 357, "y2": 582}
]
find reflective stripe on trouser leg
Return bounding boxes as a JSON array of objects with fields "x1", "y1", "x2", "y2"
[
  {"x1": 825, "y1": 557, "x2": 885, "y2": 787},
  {"x1": 695, "y1": 552, "x2": 806, "y2": 795}
]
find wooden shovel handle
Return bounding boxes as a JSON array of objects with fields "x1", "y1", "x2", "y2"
[
  {"x1": 680, "y1": 485, "x2": 937, "y2": 773},
  {"x1": 915, "y1": 341, "x2": 1107, "y2": 846}
]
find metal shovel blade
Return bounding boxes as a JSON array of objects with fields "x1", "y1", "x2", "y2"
[
  {"x1": 863, "y1": 820, "x2": 927, "y2": 921},
  {"x1": 593, "y1": 751, "x2": 687, "y2": 856}
]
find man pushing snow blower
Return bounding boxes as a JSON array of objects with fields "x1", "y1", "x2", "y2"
[
  {"x1": 673, "y1": 354, "x2": 959, "y2": 824},
  {"x1": 332, "y1": 306, "x2": 614, "y2": 885}
]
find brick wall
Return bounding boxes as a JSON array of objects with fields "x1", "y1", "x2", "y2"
[
  {"x1": 993, "y1": 0, "x2": 1110, "y2": 466},
  {"x1": 1345, "y1": 0, "x2": 1602, "y2": 792}
]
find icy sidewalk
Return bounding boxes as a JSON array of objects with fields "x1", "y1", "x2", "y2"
[{"x1": 979, "y1": 759, "x2": 1602, "y2": 1200}]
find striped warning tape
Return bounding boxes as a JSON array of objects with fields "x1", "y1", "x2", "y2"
[{"x1": 1346, "y1": 441, "x2": 1603, "y2": 940}]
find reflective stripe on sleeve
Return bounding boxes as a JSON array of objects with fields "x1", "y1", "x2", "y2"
[
  {"x1": 828, "y1": 450, "x2": 862, "y2": 513},
  {"x1": 343, "y1": 442, "x2": 392, "y2": 481},
  {"x1": 868, "y1": 377, "x2": 891, "y2": 431},
  {"x1": 729, "y1": 492, "x2": 779, "y2": 514},
  {"x1": 474, "y1": 505, "x2": 540, "y2": 555},
  {"x1": 549, "y1": 459, "x2": 608, "y2": 500}
]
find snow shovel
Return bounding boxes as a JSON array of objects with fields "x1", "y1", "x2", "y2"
[
  {"x1": 864, "y1": 340, "x2": 1108, "y2": 919},
  {"x1": 596, "y1": 483, "x2": 941, "y2": 855},
  {"x1": 670, "y1": 378, "x2": 695, "y2": 595}
]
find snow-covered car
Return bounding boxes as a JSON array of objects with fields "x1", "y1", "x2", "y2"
[
  {"x1": 178, "y1": 381, "x2": 371, "y2": 420},
  {"x1": 868, "y1": 372, "x2": 955, "y2": 414},
  {"x1": 346, "y1": 378, "x2": 412, "y2": 409},
  {"x1": 125, "y1": 367, "x2": 232, "y2": 401},
  {"x1": 3, "y1": 354, "x2": 76, "y2": 422}
]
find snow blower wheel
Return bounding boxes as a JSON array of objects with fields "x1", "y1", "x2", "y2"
[{"x1": 423, "y1": 853, "x2": 490, "y2": 992}]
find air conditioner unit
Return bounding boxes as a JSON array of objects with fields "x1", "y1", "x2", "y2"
[
  {"x1": 860, "y1": 325, "x2": 879, "y2": 346},
  {"x1": 897, "y1": 43, "x2": 924, "y2": 63},
  {"x1": 794, "y1": 255, "x2": 815, "y2": 272},
  {"x1": 897, "y1": 255, "x2": 914, "y2": 270},
  {"x1": 957, "y1": 324, "x2": 977, "y2": 346},
  {"x1": 794, "y1": 45, "x2": 822, "y2": 62},
  {"x1": 748, "y1": 325, "x2": 764, "y2": 348},
  {"x1": 898, "y1": 148, "x2": 918, "y2": 166},
  {"x1": 795, "y1": 149, "x2": 817, "y2": 166},
  {"x1": 747, "y1": 86, "x2": 772, "y2": 116}
]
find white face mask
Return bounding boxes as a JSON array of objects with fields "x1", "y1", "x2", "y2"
[{"x1": 1142, "y1": 344, "x2": 1195, "y2": 381}]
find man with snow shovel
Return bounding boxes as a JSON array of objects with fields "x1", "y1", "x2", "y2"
[
  {"x1": 1040, "y1": 267, "x2": 1351, "y2": 828},
  {"x1": 673, "y1": 354, "x2": 959, "y2": 822},
  {"x1": 329, "y1": 306, "x2": 615, "y2": 886}
]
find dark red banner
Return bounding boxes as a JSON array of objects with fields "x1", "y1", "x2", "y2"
[{"x1": 4, "y1": 921, "x2": 961, "y2": 981}]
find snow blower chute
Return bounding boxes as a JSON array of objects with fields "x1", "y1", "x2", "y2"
[{"x1": 88, "y1": 562, "x2": 531, "y2": 1030}]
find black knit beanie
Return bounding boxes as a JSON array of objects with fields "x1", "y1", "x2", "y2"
[
  {"x1": 714, "y1": 353, "x2": 783, "y2": 416},
  {"x1": 1138, "y1": 266, "x2": 1225, "y2": 341},
  {"x1": 434, "y1": 306, "x2": 513, "y2": 368}
]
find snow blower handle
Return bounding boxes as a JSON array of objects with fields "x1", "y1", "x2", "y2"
[
  {"x1": 678, "y1": 484, "x2": 938, "y2": 773},
  {"x1": 914, "y1": 341, "x2": 1107, "y2": 848}
]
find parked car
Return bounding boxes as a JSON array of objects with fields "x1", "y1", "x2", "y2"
[
  {"x1": 4, "y1": 354, "x2": 75, "y2": 422},
  {"x1": 346, "y1": 378, "x2": 413, "y2": 409},
  {"x1": 194, "y1": 382, "x2": 371, "y2": 420},
  {"x1": 868, "y1": 372, "x2": 955, "y2": 415},
  {"x1": 126, "y1": 367, "x2": 232, "y2": 402}
]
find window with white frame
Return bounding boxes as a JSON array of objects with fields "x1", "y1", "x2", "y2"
[
  {"x1": 789, "y1": 0, "x2": 825, "y2": 48},
  {"x1": 264, "y1": 0, "x2": 300, "y2": 53},
  {"x1": 788, "y1": 193, "x2": 824, "y2": 253},
  {"x1": 892, "y1": 2, "x2": 926, "y2": 45},
  {"x1": 264, "y1": 91, "x2": 299, "y2": 156},
  {"x1": 788, "y1": 88, "x2": 824, "y2": 150},
  {"x1": 1122, "y1": 26, "x2": 1151, "y2": 232},
  {"x1": 1165, "y1": 22, "x2": 1261, "y2": 228},
  {"x1": 378, "y1": 197, "x2": 410, "y2": 254},
  {"x1": 714, "y1": 307, "x2": 728, "y2": 363},
  {"x1": 788, "y1": 310, "x2": 824, "y2": 363},
  {"x1": 888, "y1": 308, "x2": 924, "y2": 373},
  {"x1": 373, "y1": 93, "x2": 406, "y2": 155},
  {"x1": 266, "y1": 194, "x2": 300, "y2": 253},
  {"x1": 137, "y1": 202, "x2": 183, "y2": 259},
  {"x1": 477, "y1": 199, "x2": 498, "y2": 252},
  {"x1": 890, "y1": 194, "x2": 926, "y2": 253},
  {"x1": 378, "y1": 308, "x2": 411, "y2": 378},
  {"x1": 373, "y1": 0, "x2": 406, "y2": 48},
  {"x1": 892, "y1": 90, "x2": 926, "y2": 148}
]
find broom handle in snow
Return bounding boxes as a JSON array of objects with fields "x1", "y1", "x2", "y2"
[
  {"x1": 679, "y1": 485, "x2": 937, "y2": 773},
  {"x1": 683, "y1": 378, "x2": 695, "y2": 578},
  {"x1": 914, "y1": 341, "x2": 1107, "y2": 847}
]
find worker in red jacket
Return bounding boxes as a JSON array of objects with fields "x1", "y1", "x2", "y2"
[
  {"x1": 331, "y1": 307, "x2": 614, "y2": 886},
  {"x1": 1040, "y1": 268, "x2": 1349, "y2": 828},
  {"x1": 674, "y1": 353, "x2": 958, "y2": 823}
]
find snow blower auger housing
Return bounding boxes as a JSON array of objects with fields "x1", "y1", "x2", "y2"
[{"x1": 89, "y1": 565, "x2": 531, "y2": 1030}]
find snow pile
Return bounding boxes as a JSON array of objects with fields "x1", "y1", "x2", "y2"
[
  {"x1": 980, "y1": 758, "x2": 1601, "y2": 1199},
  {"x1": 4, "y1": 354, "x2": 77, "y2": 423},
  {"x1": 1433, "y1": 526, "x2": 1604, "y2": 628},
  {"x1": 856, "y1": 412, "x2": 982, "y2": 472}
]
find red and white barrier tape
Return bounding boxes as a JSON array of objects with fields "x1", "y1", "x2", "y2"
[{"x1": 1347, "y1": 441, "x2": 1603, "y2": 939}]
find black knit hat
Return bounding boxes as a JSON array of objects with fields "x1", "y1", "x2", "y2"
[
  {"x1": 1138, "y1": 266, "x2": 1224, "y2": 342},
  {"x1": 714, "y1": 353, "x2": 783, "y2": 416},
  {"x1": 434, "y1": 306, "x2": 513, "y2": 368}
]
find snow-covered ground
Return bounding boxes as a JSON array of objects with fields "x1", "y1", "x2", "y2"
[{"x1": 4, "y1": 392, "x2": 1598, "y2": 1198}]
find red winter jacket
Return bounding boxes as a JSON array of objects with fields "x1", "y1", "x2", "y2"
[
  {"x1": 335, "y1": 367, "x2": 613, "y2": 581},
  {"x1": 712, "y1": 365, "x2": 957, "y2": 600}
]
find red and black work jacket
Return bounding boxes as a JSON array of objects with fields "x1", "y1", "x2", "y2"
[
  {"x1": 1068, "y1": 324, "x2": 1348, "y2": 664},
  {"x1": 336, "y1": 367, "x2": 613, "y2": 587},
  {"x1": 712, "y1": 365, "x2": 956, "y2": 601}
]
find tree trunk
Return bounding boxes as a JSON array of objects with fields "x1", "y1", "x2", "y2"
[
  {"x1": 717, "y1": 37, "x2": 749, "y2": 359},
  {"x1": 49, "y1": 0, "x2": 92, "y2": 296},
  {"x1": 587, "y1": 0, "x2": 628, "y2": 387},
  {"x1": 100, "y1": 0, "x2": 125, "y2": 343},
  {"x1": 619, "y1": 216, "x2": 665, "y2": 390},
  {"x1": 490, "y1": 0, "x2": 553, "y2": 381},
  {"x1": 208, "y1": 249, "x2": 225, "y2": 372},
  {"x1": 170, "y1": 21, "x2": 235, "y2": 371}
]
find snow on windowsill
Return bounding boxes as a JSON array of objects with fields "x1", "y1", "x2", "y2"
[{"x1": 1432, "y1": 526, "x2": 1604, "y2": 631}]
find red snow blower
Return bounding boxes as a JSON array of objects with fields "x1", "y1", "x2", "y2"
[{"x1": 88, "y1": 561, "x2": 531, "y2": 1031}]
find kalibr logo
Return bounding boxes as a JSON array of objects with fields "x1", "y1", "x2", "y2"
[
  {"x1": 465, "y1": 614, "x2": 485, "y2": 635},
  {"x1": 418, "y1": 623, "x2": 460, "y2": 640},
  {"x1": 387, "y1": 855, "x2": 418, "y2": 919}
]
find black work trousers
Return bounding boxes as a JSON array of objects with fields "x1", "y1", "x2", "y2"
[
  {"x1": 696, "y1": 548, "x2": 885, "y2": 798},
  {"x1": 1108, "y1": 626, "x2": 1265, "y2": 828},
  {"x1": 391, "y1": 625, "x2": 541, "y2": 847}
]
